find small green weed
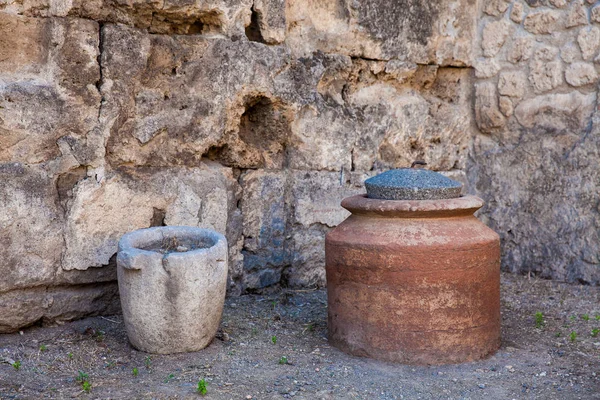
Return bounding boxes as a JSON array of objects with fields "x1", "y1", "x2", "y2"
[
  {"x1": 144, "y1": 356, "x2": 152, "y2": 369},
  {"x1": 12, "y1": 360, "x2": 21, "y2": 370},
  {"x1": 76, "y1": 371, "x2": 89, "y2": 383},
  {"x1": 595, "y1": 315, "x2": 600, "y2": 321},
  {"x1": 534, "y1": 312, "x2": 544, "y2": 328},
  {"x1": 271, "y1": 335, "x2": 277, "y2": 345},
  {"x1": 555, "y1": 332, "x2": 561, "y2": 338},
  {"x1": 570, "y1": 315, "x2": 576, "y2": 321},
  {"x1": 278, "y1": 356, "x2": 288, "y2": 365},
  {"x1": 81, "y1": 381, "x2": 91, "y2": 392},
  {"x1": 197, "y1": 379, "x2": 207, "y2": 395},
  {"x1": 94, "y1": 330, "x2": 105, "y2": 341},
  {"x1": 39, "y1": 344, "x2": 47, "y2": 352},
  {"x1": 570, "y1": 331, "x2": 577, "y2": 342},
  {"x1": 164, "y1": 373, "x2": 175, "y2": 383},
  {"x1": 582, "y1": 314, "x2": 590, "y2": 321},
  {"x1": 67, "y1": 352, "x2": 73, "y2": 359},
  {"x1": 591, "y1": 328, "x2": 599, "y2": 338},
  {"x1": 132, "y1": 367, "x2": 139, "y2": 377}
]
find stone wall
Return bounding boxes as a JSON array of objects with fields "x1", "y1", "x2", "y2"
[
  {"x1": 2, "y1": 0, "x2": 598, "y2": 333},
  {"x1": 471, "y1": 0, "x2": 600, "y2": 285},
  {"x1": 0, "y1": 0, "x2": 477, "y2": 331}
]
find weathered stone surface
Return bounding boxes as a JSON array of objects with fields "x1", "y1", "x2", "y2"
[
  {"x1": 475, "y1": 82, "x2": 506, "y2": 132},
  {"x1": 549, "y1": 0, "x2": 568, "y2": 8},
  {"x1": 0, "y1": 284, "x2": 120, "y2": 333},
  {"x1": 285, "y1": 0, "x2": 478, "y2": 65},
  {"x1": 482, "y1": 19, "x2": 510, "y2": 57},
  {"x1": 514, "y1": 91, "x2": 596, "y2": 129},
  {"x1": 62, "y1": 167, "x2": 238, "y2": 271},
  {"x1": 498, "y1": 96, "x2": 514, "y2": 117},
  {"x1": 565, "y1": 0, "x2": 588, "y2": 28},
  {"x1": 510, "y1": 2, "x2": 526, "y2": 23},
  {"x1": 524, "y1": 10, "x2": 561, "y2": 34},
  {"x1": 561, "y1": 41, "x2": 580, "y2": 63},
  {"x1": 498, "y1": 71, "x2": 527, "y2": 98},
  {"x1": 484, "y1": 0, "x2": 510, "y2": 16},
  {"x1": 529, "y1": 59, "x2": 563, "y2": 93},
  {"x1": 469, "y1": 103, "x2": 600, "y2": 284},
  {"x1": 565, "y1": 62, "x2": 599, "y2": 86},
  {"x1": 577, "y1": 26, "x2": 600, "y2": 60},
  {"x1": 474, "y1": 58, "x2": 500, "y2": 78},
  {"x1": 507, "y1": 36, "x2": 534, "y2": 63},
  {"x1": 592, "y1": 4, "x2": 600, "y2": 23}
]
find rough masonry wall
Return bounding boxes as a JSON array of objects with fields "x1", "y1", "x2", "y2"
[
  {"x1": 0, "y1": 0, "x2": 477, "y2": 331},
  {"x1": 471, "y1": 0, "x2": 600, "y2": 284}
]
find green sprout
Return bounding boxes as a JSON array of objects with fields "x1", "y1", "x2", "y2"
[
  {"x1": 132, "y1": 367, "x2": 139, "y2": 377},
  {"x1": 271, "y1": 335, "x2": 277, "y2": 345},
  {"x1": 12, "y1": 360, "x2": 21, "y2": 370},
  {"x1": 582, "y1": 314, "x2": 590, "y2": 321},
  {"x1": 39, "y1": 344, "x2": 47, "y2": 352},
  {"x1": 534, "y1": 312, "x2": 544, "y2": 328},
  {"x1": 591, "y1": 328, "x2": 599, "y2": 338},
  {"x1": 570, "y1": 331, "x2": 577, "y2": 342},
  {"x1": 197, "y1": 379, "x2": 207, "y2": 395}
]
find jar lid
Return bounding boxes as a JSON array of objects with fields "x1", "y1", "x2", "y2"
[{"x1": 364, "y1": 168, "x2": 463, "y2": 201}]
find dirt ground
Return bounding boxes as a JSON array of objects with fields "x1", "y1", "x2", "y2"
[{"x1": 1, "y1": 272, "x2": 599, "y2": 400}]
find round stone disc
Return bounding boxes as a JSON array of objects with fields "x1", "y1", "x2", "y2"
[{"x1": 365, "y1": 168, "x2": 463, "y2": 201}]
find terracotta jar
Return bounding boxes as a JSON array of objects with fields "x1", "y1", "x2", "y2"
[{"x1": 325, "y1": 169, "x2": 501, "y2": 365}]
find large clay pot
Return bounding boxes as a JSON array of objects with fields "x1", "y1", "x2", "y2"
[
  {"x1": 325, "y1": 194, "x2": 501, "y2": 365},
  {"x1": 117, "y1": 226, "x2": 228, "y2": 354}
]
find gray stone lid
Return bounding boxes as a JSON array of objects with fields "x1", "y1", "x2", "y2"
[{"x1": 365, "y1": 168, "x2": 463, "y2": 201}]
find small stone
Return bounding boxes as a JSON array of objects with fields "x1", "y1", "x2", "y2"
[
  {"x1": 482, "y1": 19, "x2": 511, "y2": 57},
  {"x1": 534, "y1": 46, "x2": 560, "y2": 61},
  {"x1": 529, "y1": 60, "x2": 562, "y2": 93},
  {"x1": 484, "y1": 0, "x2": 510, "y2": 16},
  {"x1": 565, "y1": 62, "x2": 598, "y2": 86},
  {"x1": 566, "y1": 0, "x2": 588, "y2": 28},
  {"x1": 384, "y1": 60, "x2": 418, "y2": 82},
  {"x1": 508, "y1": 37, "x2": 534, "y2": 63},
  {"x1": 315, "y1": 368, "x2": 320, "y2": 372},
  {"x1": 510, "y1": 3, "x2": 525, "y2": 23},
  {"x1": 591, "y1": 5, "x2": 600, "y2": 23},
  {"x1": 505, "y1": 365, "x2": 516, "y2": 372},
  {"x1": 246, "y1": 396, "x2": 253, "y2": 399},
  {"x1": 540, "y1": 371, "x2": 547, "y2": 377},
  {"x1": 549, "y1": 0, "x2": 568, "y2": 7},
  {"x1": 498, "y1": 71, "x2": 527, "y2": 98},
  {"x1": 499, "y1": 96, "x2": 514, "y2": 117},
  {"x1": 474, "y1": 58, "x2": 501, "y2": 78},
  {"x1": 478, "y1": 384, "x2": 486, "y2": 389},
  {"x1": 524, "y1": 10, "x2": 561, "y2": 34},
  {"x1": 176, "y1": 246, "x2": 188, "y2": 252},
  {"x1": 475, "y1": 82, "x2": 506, "y2": 132},
  {"x1": 578, "y1": 26, "x2": 600, "y2": 60},
  {"x1": 561, "y1": 42, "x2": 580, "y2": 63}
]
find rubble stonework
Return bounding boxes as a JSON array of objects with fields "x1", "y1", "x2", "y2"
[
  {"x1": 471, "y1": 0, "x2": 600, "y2": 286},
  {"x1": 1, "y1": 0, "x2": 599, "y2": 332}
]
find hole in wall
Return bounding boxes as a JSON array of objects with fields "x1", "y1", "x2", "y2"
[
  {"x1": 245, "y1": 6, "x2": 266, "y2": 43},
  {"x1": 150, "y1": 208, "x2": 167, "y2": 227}
]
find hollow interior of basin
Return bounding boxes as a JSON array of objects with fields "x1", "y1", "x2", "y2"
[{"x1": 138, "y1": 235, "x2": 216, "y2": 254}]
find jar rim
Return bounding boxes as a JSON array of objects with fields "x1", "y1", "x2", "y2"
[{"x1": 341, "y1": 194, "x2": 484, "y2": 218}]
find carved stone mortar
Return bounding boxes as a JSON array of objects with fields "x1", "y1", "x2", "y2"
[{"x1": 117, "y1": 226, "x2": 228, "y2": 354}]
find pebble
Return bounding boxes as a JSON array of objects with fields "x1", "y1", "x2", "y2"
[{"x1": 478, "y1": 384, "x2": 486, "y2": 389}]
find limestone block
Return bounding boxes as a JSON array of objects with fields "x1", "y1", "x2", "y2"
[
  {"x1": 252, "y1": 0, "x2": 286, "y2": 44},
  {"x1": 475, "y1": 82, "x2": 506, "y2": 132},
  {"x1": 285, "y1": 226, "x2": 328, "y2": 288},
  {"x1": 510, "y1": 3, "x2": 526, "y2": 23},
  {"x1": 290, "y1": 170, "x2": 365, "y2": 228},
  {"x1": 524, "y1": 10, "x2": 561, "y2": 34},
  {"x1": 0, "y1": 164, "x2": 62, "y2": 293},
  {"x1": 566, "y1": 0, "x2": 588, "y2": 28},
  {"x1": 515, "y1": 91, "x2": 596, "y2": 129},
  {"x1": 498, "y1": 71, "x2": 527, "y2": 98},
  {"x1": 62, "y1": 167, "x2": 236, "y2": 271},
  {"x1": 565, "y1": 62, "x2": 599, "y2": 86},
  {"x1": 350, "y1": 76, "x2": 471, "y2": 172},
  {"x1": 0, "y1": 284, "x2": 120, "y2": 333},
  {"x1": 529, "y1": 60, "x2": 563, "y2": 93},
  {"x1": 482, "y1": 19, "x2": 510, "y2": 57},
  {"x1": 238, "y1": 170, "x2": 289, "y2": 282},
  {"x1": 577, "y1": 26, "x2": 600, "y2": 60},
  {"x1": 285, "y1": 0, "x2": 477, "y2": 65},
  {"x1": 0, "y1": 16, "x2": 100, "y2": 166}
]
